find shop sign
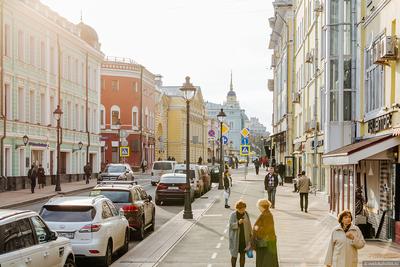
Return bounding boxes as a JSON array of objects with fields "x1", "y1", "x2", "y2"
[
  {"x1": 28, "y1": 142, "x2": 48, "y2": 148},
  {"x1": 367, "y1": 113, "x2": 392, "y2": 134}
]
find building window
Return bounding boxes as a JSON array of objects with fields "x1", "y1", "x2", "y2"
[
  {"x1": 67, "y1": 101, "x2": 72, "y2": 129},
  {"x1": 50, "y1": 96, "x2": 54, "y2": 126},
  {"x1": 111, "y1": 80, "x2": 119, "y2": 91},
  {"x1": 365, "y1": 45, "x2": 384, "y2": 114},
  {"x1": 4, "y1": 24, "x2": 10, "y2": 57},
  {"x1": 81, "y1": 105, "x2": 85, "y2": 130},
  {"x1": 132, "y1": 106, "x2": 138, "y2": 128},
  {"x1": 101, "y1": 79, "x2": 105, "y2": 90},
  {"x1": 67, "y1": 56, "x2": 71, "y2": 81},
  {"x1": 4, "y1": 84, "x2": 11, "y2": 119},
  {"x1": 50, "y1": 46, "x2": 55, "y2": 74},
  {"x1": 30, "y1": 91, "x2": 35, "y2": 123},
  {"x1": 74, "y1": 59, "x2": 78, "y2": 83},
  {"x1": 111, "y1": 105, "x2": 120, "y2": 128},
  {"x1": 75, "y1": 103, "x2": 79, "y2": 130},
  {"x1": 18, "y1": 87, "x2": 25, "y2": 121},
  {"x1": 132, "y1": 81, "x2": 138, "y2": 92},
  {"x1": 100, "y1": 105, "x2": 105, "y2": 129},
  {"x1": 40, "y1": 93, "x2": 45, "y2": 125},
  {"x1": 320, "y1": 87, "x2": 325, "y2": 130},
  {"x1": 18, "y1": 30, "x2": 24, "y2": 61},
  {"x1": 29, "y1": 36, "x2": 35, "y2": 66},
  {"x1": 40, "y1": 41, "x2": 45, "y2": 70}
]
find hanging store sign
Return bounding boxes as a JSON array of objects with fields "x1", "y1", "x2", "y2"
[{"x1": 367, "y1": 113, "x2": 393, "y2": 134}]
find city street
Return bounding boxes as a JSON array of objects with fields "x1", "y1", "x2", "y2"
[{"x1": 11, "y1": 174, "x2": 185, "y2": 266}]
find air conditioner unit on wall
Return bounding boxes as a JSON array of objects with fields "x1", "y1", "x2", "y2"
[
  {"x1": 305, "y1": 52, "x2": 313, "y2": 63},
  {"x1": 373, "y1": 40, "x2": 384, "y2": 64},
  {"x1": 292, "y1": 92, "x2": 300, "y2": 103},
  {"x1": 380, "y1": 35, "x2": 397, "y2": 59}
]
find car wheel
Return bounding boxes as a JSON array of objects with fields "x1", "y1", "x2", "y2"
[
  {"x1": 149, "y1": 209, "x2": 155, "y2": 232},
  {"x1": 151, "y1": 182, "x2": 156, "y2": 186},
  {"x1": 101, "y1": 240, "x2": 113, "y2": 267},
  {"x1": 63, "y1": 257, "x2": 76, "y2": 267},
  {"x1": 135, "y1": 217, "x2": 145, "y2": 240},
  {"x1": 120, "y1": 229, "x2": 129, "y2": 255}
]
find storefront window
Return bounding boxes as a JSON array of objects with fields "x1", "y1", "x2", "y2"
[{"x1": 330, "y1": 0, "x2": 339, "y2": 24}]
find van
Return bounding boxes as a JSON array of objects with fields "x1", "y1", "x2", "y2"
[
  {"x1": 174, "y1": 164, "x2": 203, "y2": 197},
  {"x1": 151, "y1": 161, "x2": 176, "y2": 185}
]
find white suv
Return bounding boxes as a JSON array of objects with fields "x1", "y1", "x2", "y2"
[
  {"x1": 40, "y1": 195, "x2": 129, "y2": 267},
  {"x1": 0, "y1": 209, "x2": 76, "y2": 267}
]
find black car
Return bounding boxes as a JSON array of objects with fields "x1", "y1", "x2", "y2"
[{"x1": 155, "y1": 173, "x2": 195, "y2": 205}]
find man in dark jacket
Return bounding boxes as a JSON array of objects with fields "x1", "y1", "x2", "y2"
[
  {"x1": 254, "y1": 158, "x2": 260, "y2": 175},
  {"x1": 83, "y1": 163, "x2": 92, "y2": 184},
  {"x1": 28, "y1": 164, "x2": 37, "y2": 193},
  {"x1": 277, "y1": 162, "x2": 285, "y2": 185},
  {"x1": 264, "y1": 167, "x2": 279, "y2": 208}
]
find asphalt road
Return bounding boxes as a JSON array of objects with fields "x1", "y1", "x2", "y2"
[{"x1": 15, "y1": 174, "x2": 185, "y2": 266}]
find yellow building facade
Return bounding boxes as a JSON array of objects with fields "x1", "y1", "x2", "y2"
[{"x1": 163, "y1": 86, "x2": 208, "y2": 163}]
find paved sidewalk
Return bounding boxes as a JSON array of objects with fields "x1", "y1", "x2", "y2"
[
  {"x1": 155, "y1": 170, "x2": 400, "y2": 267},
  {"x1": 0, "y1": 179, "x2": 97, "y2": 209}
]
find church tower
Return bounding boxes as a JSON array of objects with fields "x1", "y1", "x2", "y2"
[{"x1": 227, "y1": 71, "x2": 238, "y2": 104}]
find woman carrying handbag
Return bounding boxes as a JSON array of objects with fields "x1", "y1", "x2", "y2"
[{"x1": 252, "y1": 199, "x2": 279, "y2": 267}]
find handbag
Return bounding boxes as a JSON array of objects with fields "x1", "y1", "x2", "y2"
[{"x1": 246, "y1": 249, "x2": 254, "y2": 258}]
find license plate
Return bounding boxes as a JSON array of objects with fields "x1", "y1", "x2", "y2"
[
  {"x1": 57, "y1": 232, "x2": 75, "y2": 239},
  {"x1": 169, "y1": 186, "x2": 179, "y2": 190}
]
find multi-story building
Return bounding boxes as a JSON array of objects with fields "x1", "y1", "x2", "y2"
[
  {"x1": 249, "y1": 117, "x2": 267, "y2": 137},
  {"x1": 322, "y1": 0, "x2": 400, "y2": 243},
  {"x1": 206, "y1": 73, "x2": 248, "y2": 155},
  {"x1": 162, "y1": 81, "x2": 207, "y2": 163},
  {"x1": 268, "y1": 0, "x2": 296, "y2": 180},
  {"x1": 100, "y1": 57, "x2": 156, "y2": 169},
  {"x1": 154, "y1": 75, "x2": 169, "y2": 161},
  {"x1": 0, "y1": 0, "x2": 103, "y2": 188}
]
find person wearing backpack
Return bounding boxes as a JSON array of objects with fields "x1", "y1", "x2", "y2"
[{"x1": 28, "y1": 164, "x2": 37, "y2": 193}]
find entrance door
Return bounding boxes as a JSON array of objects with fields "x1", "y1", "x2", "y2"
[
  {"x1": 4, "y1": 148, "x2": 11, "y2": 177},
  {"x1": 31, "y1": 150, "x2": 43, "y2": 166},
  {"x1": 60, "y1": 152, "x2": 67, "y2": 174},
  {"x1": 19, "y1": 150, "x2": 25, "y2": 176}
]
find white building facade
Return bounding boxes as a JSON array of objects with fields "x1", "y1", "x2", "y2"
[{"x1": 1, "y1": 0, "x2": 103, "y2": 186}]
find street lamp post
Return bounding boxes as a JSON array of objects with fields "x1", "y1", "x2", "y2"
[
  {"x1": 217, "y1": 108, "x2": 226, "y2": 190},
  {"x1": 53, "y1": 105, "x2": 63, "y2": 192},
  {"x1": 180, "y1": 76, "x2": 196, "y2": 220},
  {"x1": 116, "y1": 119, "x2": 121, "y2": 163}
]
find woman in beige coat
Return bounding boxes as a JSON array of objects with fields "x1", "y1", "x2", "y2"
[{"x1": 325, "y1": 210, "x2": 365, "y2": 267}]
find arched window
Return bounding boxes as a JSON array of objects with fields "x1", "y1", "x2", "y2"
[
  {"x1": 100, "y1": 104, "x2": 106, "y2": 129},
  {"x1": 132, "y1": 106, "x2": 138, "y2": 129},
  {"x1": 110, "y1": 105, "x2": 120, "y2": 129}
]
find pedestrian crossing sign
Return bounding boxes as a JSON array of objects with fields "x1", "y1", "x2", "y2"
[
  {"x1": 120, "y1": 146, "x2": 130, "y2": 157},
  {"x1": 240, "y1": 145, "x2": 250, "y2": 156}
]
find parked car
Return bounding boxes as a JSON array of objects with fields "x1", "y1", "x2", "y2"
[
  {"x1": 0, "y1": 209, "x2": 76, "y2": 267},
  {"x1": 40, "y1": 195, "x2": 129, "y2": 267},
  {"x1": 98, "y1": 163, "x2": 134, "y2": 183},
  {"x1": 210, "y1": 165, "x2": 221, "y2": 183},
  {"x1": 174, "y1": 164, "x2": 203, "y2": 197},
  {"x1": 199, "y1": 165, "x2": 211, "y2": 192},
  {"x1": 90, "y1": 181, "x2": 155, "y2": 240},
  {"x1": 155, "y1": 173, "x2": 195, "y2": 205},
  {"x1": 151, "y1": 161, "x2": 176, "y2": 185}
]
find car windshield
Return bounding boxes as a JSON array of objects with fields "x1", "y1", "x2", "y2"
[
  {"x1": 104, "y1": 165, "x2": 126, "y2": 173},
  {"x1": 90, "y1": 190, "x2": 131, "y2": 203},
  {"x1": 40, "y1": 205, "x2": 96, "y2": 222},
  {"x1": 153, "y1": 162, "x2": 173, "y2": 170},
  {"x1": 174, "y1": 169, "x2": 195, "y2": 179}
]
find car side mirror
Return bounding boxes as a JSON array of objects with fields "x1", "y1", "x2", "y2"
[
  {"x1": 148, "y1": 195, "x2": 152, "y2": 202},
  {"x1": 49, "y1": 231, "x2": 58, "y2": 241},
  {"x1": 119, "y1": 208, "x2": 125, "y2": 217}
]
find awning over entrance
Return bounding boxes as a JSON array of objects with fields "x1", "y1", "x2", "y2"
[{"x1": 322, "y1": 134, "x2": 400, "y2": 165}]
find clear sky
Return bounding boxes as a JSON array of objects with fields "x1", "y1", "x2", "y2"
[{"x1": 42, "y1": 0, "x2": 274, "y2": 130}]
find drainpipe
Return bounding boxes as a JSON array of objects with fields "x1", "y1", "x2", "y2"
[
  {"x1": 351, "y1": 0, "x2": 357, "y2": 143},
  {"x1": 313, "y1": 0, "x2": 320, "y2": 188},
  {"x1": 139, "y1": 66, "x2": 143, "y2": 165},
  {"x1": 0, "y1": 0, "x2": 5, "y2": 180},
  {"x1": 86, "y1": 53, "x2": 90, "y2": 164}
]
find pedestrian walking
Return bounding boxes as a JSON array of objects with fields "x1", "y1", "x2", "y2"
[
  {"x1": 252, "y1": 199, "x2": 279, "y2": 267},
  {"x1": 264, "y1": 167, "x2": 279, "y2": 208},
  {"x1": 224, "y1": 169, "x2": 231, "y2": 208},
  {"x1": 37, "y1": 164, "x2": 46, "y2": 189},
  {"x1": 235, "y1": 156, "x2": 239, "y2": 169},
  {"x1": 27, "y1": 164, "x2": 37, "y2": 193},
  {"x1": 228, "y1": 200, "x2": 252, "y2": 267},
  {"x1": 277, "y1": 162, "x2": 285, "y2": 185},
  {"x1": 254, "y1": 158, "x2": 260, "y2": 175},
  {"x1": 324, "y1": 210, "x2": 365, "y2": 267},
  {"x1": 83, "y1": 162, "x2": 92, "y2": 184},
  {"x1": 293, "y1": 173, "x2": 300, "y2": 193},
  {"x1": 141, "y1": 159, "x2": 147, "y2": 173},
  {"x1": 297, "y1": 171, "x2": 312, "y2": 212}
]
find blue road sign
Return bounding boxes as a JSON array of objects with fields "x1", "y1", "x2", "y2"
[
  {"x1": 241, "y1": 137, "x2": 249, "y2": 145},
  {"x1": 240, "y1": 145, "x2": 250, "y2": 156},
  {"x1": 222, "y1": 135, "x2": 228, "y2": 145}
]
